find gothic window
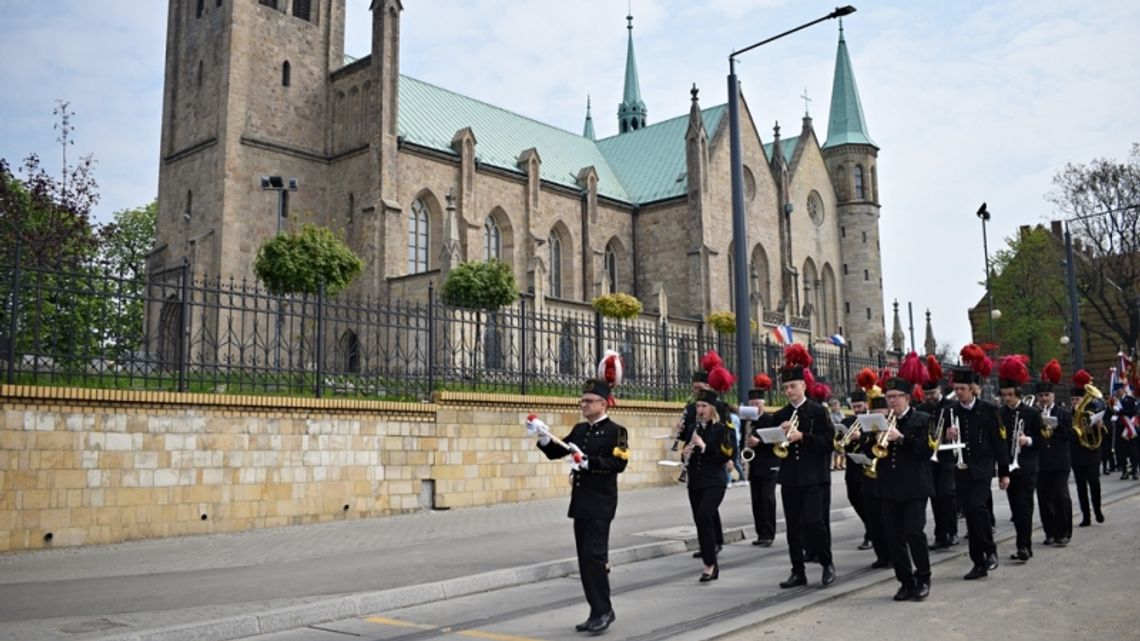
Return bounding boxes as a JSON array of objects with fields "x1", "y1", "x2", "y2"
[
  {"x1": 604, "y1": 243, "x2": 618, "y2": 293},
  {"x1": 751, "y1": 243, "x2": 771, "y2": 309},
  {"x1": 854, "y1": 165, "x2": 865, "y2": 200},
  {"x1": 843, "y1": 264, "x2": 848, "y2": 275},
  {"x1": 339, "y1": 330, "x2": 360, "y2": 374},
  {"x1": 558, "y1": 322, "x2": 576, "y2": 375},
  {"x1": 862, "y1": 231, "x2": 867, "y2": 243},
  {"x1": 483, "y1": 217, "x2": 501, "y2": 260},
  {"x1": 864, "y1": 269, "x2": 869, "y2": 281},
  {"x1": 743, "y1": 166, "x2": 757, "y2": 203},
  {"x1": 841, "y1": 226, "x2": 846, "y2": 238},
  {"x1": 548, "y1": 231, "x2": 562, "y2": 298},
  {"x1": 407, "y1": 198, "x2": 428, "y2": 273},
  {"x1": 866, "y1": 308, "x2": 872, "y2": 320},
  {"x1": 282, "y1": 61, "x2": 291, "y2": 87},
  {"x1": 807, "y1": 190, "x2": 824, "y2": 226},
  {"x1": 184, "y1": 190, "x2": 192, "y2": 221},
  {"x1": 621, "y1": 121, "x2": 628, "y2": 134},
  {"x1": 196, "y1": 0, "x2": 204, "y2": 18},
  {"x1": 292, "y1": 0, "x2": 312, "y2": 21}
]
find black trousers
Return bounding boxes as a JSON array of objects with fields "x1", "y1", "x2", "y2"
[
  {"x1": 689, "y1": 484, "x2": 727, "y2": 567},
  {"x1": 573, "y1": 518, "x2": 612, "y2": 618},
  {"x1": 883, "y1": 497, "x2": 930, "y2": 586},
  {"x1": 1116, "y1": 438, "x2": 1139, "y2": 475},
  {"x1": 1072, "y1": 463, "x2": 1102, "y2": 519},
  {"x1": 930, "y1": 462, "x2": 958, "y2": 542},
  {"x1": 1006, "y1": 473, "x2": 1037, "y2": 552},
  {"x1": 862, "y1": 488, "x2": 891, "y2": 563},
  {"x1": 846, "y1": 477, "x2": 870, "y2": 541},
  {"x1": 955, "y1": 472, "x2": 996, "y2": 566},
  {"x1": 750, "y1": 470, "x2": 779, "y2": 541},
  {"x1": 782, "y1": 483, "x2": 832, "y2": 572},
  {"x1": 1037, "y1": 469, "x2": 1072, "y2": 539}
]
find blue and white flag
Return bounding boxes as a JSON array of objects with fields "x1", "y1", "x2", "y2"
[{"x1": 828, "y1": 334, "x2": 847, "y2": 347}]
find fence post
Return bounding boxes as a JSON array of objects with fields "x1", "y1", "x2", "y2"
[
  {"x1": 843, "y1": 342, "x2": 853, "y2": 398},
  {"x1": 178, "y1": 259, "x2": 190, "y2": 392},
  {"x1": 6, "y1": 244, "x2": 21, "y2": 384},
  {"x1": 427, "y1": 282, "x2": 435, "y2": 397},
  {"x1": 594, "y1": 309, "x2": 603, "y2": 371},
  {"x1": 315, "y1": 282, "x2": 325, "y2": 398},
  {"x1": 519, "y1": 296, "x2": 528, "y2": 396},
  {"x1": 660, "y1": 319, "x2": 670, "y2": 402}
]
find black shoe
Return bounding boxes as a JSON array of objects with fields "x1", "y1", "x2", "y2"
[
  {"x1": 821, "y1": 564, "x2": 836, "y2": 587},
  {"x1": 913, "y1": 580, "x2": 930, "y2": 600},
  {"x1": 779, "y1": 572, "x2": 808, "y2": 588},
  {"x1": 752, "y1": 538, "x2": 773, "y2": 547},
  {"x1": 1043, "y1": 536, "x2": 1055, "y2": 545},
  {"x1": 985, "y1": 554, "x2": 999, "y2": 571},
  {"x1": 1055, "y1": 537, "x2": 1070, "y2": 546},
  {"x1": 893, "y1": 584, "x2": 913, "y2": 601},
  {"x1": 1095, "y1": 510, "x2": 1105, "y2": 523},
  {"x1": 963, "y1": 565, "x2": 988, "y2": 580},
  {"x1": 576, "y1": 619, "x2": 591, "y2": 632},
  {"x1": 1132, "y1": 473, "x2": 1138, "y2": 480},
  {"x1": 871, "y1": 558, "x2": 892, "y2": 569},
  {"x1": 1010, "y1": 548, "x2": 1029, "y2": 562},
  {"x1": 947, "y1": 534, "x2": 961, "y2": 547},
  {"x1": 1078, "y1": 518, "x2": 1091, "y2": 527},
  {"x1": 586, "y1": 610, "x2": 615, "y2": 634},
  {"x1": 858, "y1": 539, "x2": 874, "y2": 550},
  {"x1": 699, "y1": 564, "x2": 719, "y2": 582}
]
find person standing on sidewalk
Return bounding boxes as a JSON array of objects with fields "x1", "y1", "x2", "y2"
[
  {"x1": 742, "y1": 374, "x2": 778, "y2": 547},
  {"x1": 685, "y1": 373, "x2": 735, "y2": 582},
  {"x1": 534, "y1": 377, "x2": 629, "y2": 634},
  {"x1": 774, "y1": 344, "x2": 836, "y2": 589},
  {"x1": 1034, "y1": 360, "x2": 1073, "y2": 546},
  {"x1": 919, "y1": 357, "x2": 959, "y2": 552},
  {"x1": 1070, "y1": 370, "x2": 1106, "y2": 528}
]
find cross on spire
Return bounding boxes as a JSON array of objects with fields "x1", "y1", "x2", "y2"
[{"x1": 801, "y1": 88, "x2": 812, "y2": 118}]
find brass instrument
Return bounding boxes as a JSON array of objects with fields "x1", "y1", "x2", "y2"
[
  {"x1": 929, "y1": 411, "x2": 945, "y2": 462},
  {"x1": 834, "y1": 420, "x2": 860, "y2": 452},
  {"x1": 773, "y1": 410, "x2": 799, "y2": 459},
  {"x1": 1009, "y1": 413, "x2": 1024, "y2": 473},
  {"x1": 1040, "y1": 403, "x2": 1054, "y2": 440},
  {"x1": 1073, "y1": 383, "x2": 1105, "y2": 450},
  {"x1": 871, "y1": 411, "x2": 895, "y2": 459},
  {"x1": 952, "y1": 411, "x2": 967, "y2": 470}
]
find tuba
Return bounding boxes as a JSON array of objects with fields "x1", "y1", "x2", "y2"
[
  {"x1": 1073, "y1": 383, "x2": 1105, "y2": 450},
  {"x1": 773, "y1": 410, "x2": 799, "y2": 459}
]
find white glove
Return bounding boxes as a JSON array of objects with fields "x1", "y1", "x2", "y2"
[
  {"x1": 526, "y1": 415, "x2": 552, "y2": 445},
  {"x1": 568, "y1": 443, "x2": 588, "y2": 470}
]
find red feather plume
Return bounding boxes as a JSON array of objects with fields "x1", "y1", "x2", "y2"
[
  {"x1": 810, "y1": 382, "x2": 832, "y2": 402},
  {"x1": 913, "y1": 385, "x2": 926, "y2": 403},
  {"x1": 998, "y1": 355, "x2": 1030, "y2": 386},
  {"x1": 708, "y1": 366, "x2": 735, "y2": 394},
  {"x1": 700, "y1": 350, "x2": 723, "y2": 373},
  {"x1": 978, "y1": 357, "x2": 994, "y2": 378},
  {"x1": 878, "y1": 368, "x2": 893, "y2": 387},
  {"x1": 783, "y1": 343, "x2": 813, "y2": 369},
  {"x1": 1072, "y1": 369, "x2": 1092, "y2": 388},
  {"x1": 1041, "y1": 359, "x2": 1062, "y2": 385},
  {"x1": 856, "y1": 367, "x2": 878, "y2": 391},
  {"x1": 960, "y1": 343, "x2": 986, "y2": 368},
  {"x1": 753, "y1": 373, "x2": 772, "y2": 391},
  {"x1": 926, "y1": 356, "x2": 943, "y2": 385},
  {"x1": 803, "y1": 367, "x2": 816, "y2": 391},
  {"x1": 899, "y1": 351, "x2": 929, "y2": 386},
  {"x1": 977, "y1": 342, "x2": 1000, "y2": 353}
]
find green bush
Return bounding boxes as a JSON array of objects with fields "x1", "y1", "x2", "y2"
[
  {"x1": 254, "y1": 223, "x2": 363, "y2": 296},
  {"x1": 440, "y1": 259, "x2": 519, "y2": 310},
  {"x1": 707, "y1": 311, "x2": 758, "y2": 334},
  {"x1": 592, "y1": 292, "x2": 643, "y2": 319}
]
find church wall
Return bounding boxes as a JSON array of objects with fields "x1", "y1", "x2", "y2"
[
  {"x1": 634, "y1": 200, "x2": 692, "y2": 315},
  {"x1": 788, "y1": 135, "x2": 844, "y2": 337},
  {"x1": 528, "y1": 187, "x2": 584, "y2": 301}
]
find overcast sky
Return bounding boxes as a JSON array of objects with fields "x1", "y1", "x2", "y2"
[{"x1": 1, "y1": 0, "x2": 1137, "y2": 352}]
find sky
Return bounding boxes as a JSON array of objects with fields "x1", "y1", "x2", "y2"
[{"x1": 1, "y1": 0, "x2": 1138, "y2": 352}]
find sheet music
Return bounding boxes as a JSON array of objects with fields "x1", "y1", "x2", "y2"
[
  {"x1": 846, "y1": 452, "x2": 873, "y2": 466},
  {"x1": 1042, "y1": 416, "x2": 1058, "y2": 428},
  {"x1": 833, "y1": 422, "x2": 849, "y2": 436},
  {"x1": 857, "y1": 413, "x2": 888, "y2": 432},
  {"x1": 756, "y1": 426, "x2": 789, "y2": 444}
]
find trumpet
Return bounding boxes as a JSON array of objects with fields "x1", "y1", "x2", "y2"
[
  {"x1": 834, "y1": 420, "x2": 860, "y2": 452},
  {"x1": 1009, "y1": 414, "x2": 1025, "y2": 473},
  {"x1": 929, "y1": 411, "x2": 945, "y2": 462},
  {"x1": 1040, "y1": 404, "x2": 1054, "y2": 440},
  {"x1": 952, "y1": 413, "x2": 967, "y2": 470},
  {"x1": 871, "y1": 411, "x2": 895, "y2": 459},
  {"x1": 773, "y1": 410, "x2": 799, "y2": 459}
]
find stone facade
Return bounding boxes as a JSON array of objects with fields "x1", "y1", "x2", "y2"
[{"x1": 153, "y1": 0, "x2": 885, "y2": 350}]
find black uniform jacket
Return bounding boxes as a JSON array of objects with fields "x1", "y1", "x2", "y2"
[
  {"x1": 741, "y1": 411, "x2": 780, "y2": 479},
  {"x1": 687, "y1": 420, "x2": 734, "y2": 489},
  {"x1": 842, "y1": 414, "x2": 865, "y2": 485},
  {"x1": 920, "y1": 397, "x2": 957, "y2": 465},
  {"x1": 940, "y1": 399, "x2": 1010, "y2": 480},
  {"x1": 772, "y1": 399, "x2": 833, "y2": 487},
  {"x1": 1037, "y1": 404, "x2": 1072, "y2": 472},
  {"x1": 876, "y1": 408, "x2": 935, "y2": 501},
  {"x1": 999, "y1": 403, "x2": 1043, "y2": 478},
  {"x1": 539, "y1": 416, "x2": 629, "y2": 520}
]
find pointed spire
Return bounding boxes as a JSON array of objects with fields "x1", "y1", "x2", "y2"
[
  {"x1": 924, "y1": 309, "x2": 937, "y2": 356},
  {"x1": 769, "y1": 121, "x2": 784, "y2": 168},
  {"x1": 617, "y1": 12, "x2": 647, "y2": 134},
  {"x1": 824, "y1": 20, "x2": 876, "y2": 149},
  {"x1": 891, "y1": 299, "x2": 906, "y2": 353},
  {"x1": 582, "y1": 95, "x2": 596, "y2": 140},
  {"x1": 686, "y1": 83, "x2": 704, "y2": 137}
]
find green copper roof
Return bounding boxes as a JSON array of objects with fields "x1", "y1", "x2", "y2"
[
  {"x1": 823, "y1": 21, "x2": 876, "y2": 149},
  {"x1": 583, "y1": 96, "x2": 596, "y2": 141},
  {"x1": 763, "y1": 135, "x2": 799, "y2": 166},
  {"x1": 621, "y1": 16, "x2": 645, "y2": 110},
  {"x1": 398, "y1": 75, "x2": 631, "y2": 202},
  {"x1": 596, "y1": 105, "x2": 727, "y2": 204}
]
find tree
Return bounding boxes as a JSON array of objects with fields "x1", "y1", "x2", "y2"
[
  {"x1": 1049, "y1": 144, "x2": 1140, "y2": 354},
  {"x1": 254, "y1": 223, "x2": 363, "y2": 296},
  {"x1": 0, "y1": 153, "x2": 98, "y2": 267},
  {"x1": 440, "y1": 259, "x2": 519, "y2": 310},
  {"x1": 989, "y1": 226, "x2": 1069, "y2": 370},
  {"x1": 94, "y1": 201, "x2": 157, "y2": 355}
]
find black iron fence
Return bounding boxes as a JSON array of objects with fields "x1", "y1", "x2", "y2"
[{"x1": 0, "y1": 248, "x2": 888, "y2": 404}]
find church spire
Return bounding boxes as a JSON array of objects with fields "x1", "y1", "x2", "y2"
[
  {"x1": 823, "y1": 19, "x2": 876, "y2": 149},
  {"x1": 617, "y1": 13, "x2": 647, "y2": 134},
  {"x1": 583, "y1": 95, "x2": 596, "y2": 140},
  {"x1": 924, "y1": 309, "x2": 937, "y2": 356}
]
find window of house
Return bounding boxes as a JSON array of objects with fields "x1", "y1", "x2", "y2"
[
  {"x1": 866, "y1": 308, "x2": 872, "y2": 320},
  {"x1": 605, "y1": 244, "x2": 617, "y2": 293},
  {"x1": 282, "y1": 61, "x2": 291, "y2": 87},
  {"x1": 864, "y1": 269, "x2": 869, "y2": 281},
  {"x1": 843, "y1": 264, "x2": 848, "y2": 275},
  {"x1": 841, "y1": 225, "x2": 846, "y2": 238},
  {"x1": 807, "y1": 190, "x2": 824, "y2": 226},
  {"x1": 845, "y1": 302, "x2": 850, "y2": 314},
  {"x1": 196, "y1": 0, "x2": 205, "y2": 18},
  {"x1": 407, "y1": 199, "x2": 428, "y2": 273},
  {"x1": 548, "y1": 232, "x2": 562, "y2": 298},
  {"x1": 292, "y1": 0, "x2": 312, "y2": 21},
  {"x1": 854, "y1": 165, "x2": 865, "y2": 200},
  {"x1": 259, "y1": 0, "x2": 278, "y2": 8},
  {"x1": 483, "y1": 217, "x2": 501, "y2": 260},
  {"x1": 862, "y1": 231, "x2": 867, "y2": 243}
]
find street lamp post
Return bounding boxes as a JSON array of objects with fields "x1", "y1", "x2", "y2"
[
  {"x1": 728, "y1": 5, "x2": 856, "y2": 402},
  {"x1": 976, "y1": 202, "x2": 997, "y2": 343}
]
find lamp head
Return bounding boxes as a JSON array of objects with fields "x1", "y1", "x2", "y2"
[
  {"x1": 832, "y1": 6, "x2": 857, "y2": 18},
  {"x1": 976, "y1": 202, "x2": 990, "y2": 221}
]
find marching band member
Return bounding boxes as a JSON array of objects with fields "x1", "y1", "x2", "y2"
[
  {"x1": 855, "y1": 383, "x2": 895, "y2": 570},
  {"x1": 944, "y1": 344, "x2": 1010, "y2": 581},
  {"x1": 533, "y1": 374, "x2": 629, "y2": 634},
  {"x1": 1070, "y1": 369, "x2": 1106, "y2": 527},
  {"x1": 685, "y1": 369, "x2": 736, "y2": 582},
  {"x1": 843, "y1": 369, "x2": 876, "y2": 554},
  {"x1": 774, "y1": 345, "x2": 836, "y2": 589},
  {"x1": 876, "y1": 360, "x2": 935, "y2": 601},
  {"x1": 679, "y1": 352, "x2": 729, "y2": 557},
  {"x1": 741, "y1": 374, "x2": 778, "y2": 546},
  {"x1": 1034, "y1": 360, "x2": 1073, "y2": 546},
  {"x1": 919, "y1": 356, "x2": 959, "y2": 551},
  {"x1": 997, "y1": 355, "x2": 1042, "y2": 561}
]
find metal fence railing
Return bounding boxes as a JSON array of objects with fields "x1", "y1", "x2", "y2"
[{"x1": 0, "y1": 247, "x2": 890, "y2": 404}]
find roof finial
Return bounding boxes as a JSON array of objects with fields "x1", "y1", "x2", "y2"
[
  {"x1": 583, "y1": 94, "x2": 596, "y2": 140},
  {"x1": 838, "y1": 18, "x2": 845, "y2": 41},
  {"x1": 773, "y1": 120, "x2": 781, "y2": 140},
  {"x1": 800, "y1": 88, "x2": 811, "y2": 118},
  {"x1": 690, "y1": 83, "x2": 699, "y2": 102}
]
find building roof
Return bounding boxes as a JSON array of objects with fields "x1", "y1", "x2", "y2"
[
  {"x1": 763, "y1": 135, "x2": 800, "y2": 166},
  {"x1": 823, "y1": 21, "x2": 876, "y2": 149},
  {"x1": 621, "y1": 15, "x2": 646, "y2": 111}
]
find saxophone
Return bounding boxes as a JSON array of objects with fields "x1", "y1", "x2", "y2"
[{"x1": 1073, "y1": 383, "x2": 1105, "y2": 450}]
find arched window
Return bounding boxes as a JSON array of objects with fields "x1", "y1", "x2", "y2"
[
  {"x1": 339, "y1": 330, "x2": 360, "y2": 374},
  {"x1": 292, "y1": 0, "x2": 312, "y2": 21},
  {"x1": 751, "y1": 243, "x2": 771, "y2": 309},
  {"x1": 407, "y1": 199, "x2": 428, "y2": 273},
  {"x1": 548, "y1": 231, "x2": 562, "y2": 297},
  {"x1": 604, "y1": 243, "x2": 618, "y2": 293},
  {"x1": 196, "y1": 0, "x2": 205, "y2": 18},
  {"x1": 282, "y1": 61, "x2": 291, "y2": 87},
  {"x1": 854, "y1": 165, "x2": 865, "y2": 200},
  {"x1": 558, "y1": 322, "x2": 576, "y2": 375},
  {"x1": 483, "y1": 216, "x2": 501, "y2": 260}
]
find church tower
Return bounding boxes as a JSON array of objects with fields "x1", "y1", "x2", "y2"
[
  {"x1": 616, "y1": 14, "x2": 647, "y2": 134},
  {"x1": 154, "y1": 0, "x2": 346, "y2": 279},
  {"x1": 822, "y1": 20, "x2": 885, "y2": 356}
]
